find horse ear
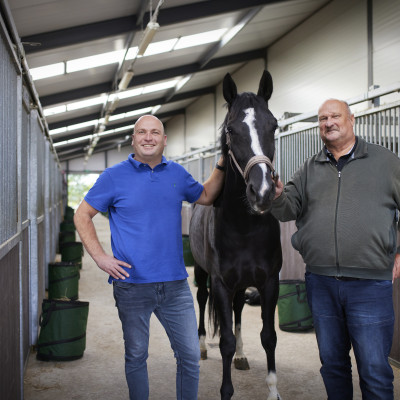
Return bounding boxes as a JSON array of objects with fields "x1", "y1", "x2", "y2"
[
  {"x1": 223, "y1": 73, "x2": 237, "y2": 105},
  {"x1": 257, "y1": 70, "x2": 273, "y2": 102}
]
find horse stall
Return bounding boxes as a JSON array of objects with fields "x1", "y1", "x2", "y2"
[
  {"x1": 0, "y1": 9, "x2": 64, "y2": 399},
  {"x1": 177, "y1": 89, "x2": 400, "y2": 394}
]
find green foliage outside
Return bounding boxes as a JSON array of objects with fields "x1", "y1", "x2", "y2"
[{"x1": 67, "y1": 174, "x2": 99, "y2": 210}]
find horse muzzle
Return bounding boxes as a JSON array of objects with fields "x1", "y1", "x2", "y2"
[{"x1": 246, "y1": 168, "x2": 277, "y2": 214}]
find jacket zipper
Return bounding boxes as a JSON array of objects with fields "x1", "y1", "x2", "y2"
[{"x1": 334, "y1": 170, "x2": 341, "y2": 276}]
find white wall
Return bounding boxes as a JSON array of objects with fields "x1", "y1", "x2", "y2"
[
  {"x1": 185, "y1": 93, "x2": 216, "y2": 151},
  {"x1": 373, "y1": 0, "x2": 400, "y2": 104},
  {"x1": 107, "y1": 144, "x2": 132, "y2": 165},
  {"x1": 269, "y1": 0, "x2": 368, "y2": 116},
  {"x1": 164, "y1": 113, "x2": 185, "y2": 158}
]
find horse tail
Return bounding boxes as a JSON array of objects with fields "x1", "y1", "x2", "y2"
[{"x1": 207, "y1": 278, "x2": 220, "y2": 337}]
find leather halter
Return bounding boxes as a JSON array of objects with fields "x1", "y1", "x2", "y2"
[{"x1": 226, "y1": 128, "x2": 275, "y2": 184}]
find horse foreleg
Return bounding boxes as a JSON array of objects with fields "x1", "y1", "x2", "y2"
[
  {"x1": 195, "y1": 264, "x2": 209, "y2": 360},
  {"x1": 213, "y1": 279, "x2": 236, "y2": 400},
  {"x1": 232, "y1": 289, "x2": 250, "y2": 370},
  {"x1": 259, "y1": 276, "x2": 282, "y2": 400}
]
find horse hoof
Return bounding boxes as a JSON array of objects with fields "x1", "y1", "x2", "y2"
[
  {"x1": 234, "y1": 357, "x2": 250, "y2": 370},
  {"x1": 200, "y1": 350, "x2": 207, "y2": 360}
]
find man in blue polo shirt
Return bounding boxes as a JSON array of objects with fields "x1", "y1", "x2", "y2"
[{"x1": 74, "y1": 115, "x2": 225, "y2": 400}]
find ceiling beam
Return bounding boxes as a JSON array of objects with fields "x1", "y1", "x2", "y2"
[
  {"x1": 22, "y1": 16, "x2": 138, "y2": 54},
  {"x1": 22, "y1": 0, "x2": 289, "y2": 54}
]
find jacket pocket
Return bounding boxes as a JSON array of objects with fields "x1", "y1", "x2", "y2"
[{"x1": 291, "y1": 231, "x2": 301, "y2": 253}]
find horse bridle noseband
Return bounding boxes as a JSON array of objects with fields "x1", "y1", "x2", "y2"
[{"x1": 225, "y1": 128, "x2": 276, "y2": 184}]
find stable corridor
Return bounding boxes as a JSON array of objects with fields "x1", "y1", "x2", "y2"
[{"x1": 23, "y1": 213, "x2": 400, "y2": 399}]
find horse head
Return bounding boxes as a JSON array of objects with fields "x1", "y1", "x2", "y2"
[{"x1": 220, "y1": 70, "x2": 278, "y2": 214}]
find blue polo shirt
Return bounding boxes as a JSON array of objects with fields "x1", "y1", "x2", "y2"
[{"x1": 84, "y1": 154, "x2": 204, "y2": 283}]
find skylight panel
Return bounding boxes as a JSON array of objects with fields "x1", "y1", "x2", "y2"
[
  {"x1": 174, "y1": 28, "x2": 227, "y2": 50},
  {"x1": 31, "y1": 28, "x2": 231, "y2": 81},
  {"x1": 142, "y1": 38, "x2": 179, "y2": 56},
  {"x1": 44, "y1": 105, "x2": 67, "y2": 117},
  {"x1": 67, "y1": 95, "x2": 107, "y2": 111},
  {"x1": 53, "y1": 134, "x2": 94, "y2": 147},
  {"x1": 66, "y1": 119, "x2": 99, "y2": 131},
  {"x1": 66, "y1": 50, "x2": 125, "y2": 73},
  {"x1": 114, "y1": 87, "x2": 143, "y2": 100},
  {"x1": 49, "y1": 127, "x2": 67, "y2": 135},
  {"x1": 125, "y1": 47, "x2": 139, "y2": 60},
  {"x1": 30, "y1": 62, "x2": 64, "y2": 80},
  {"x1": 109, "y1": 106, "x2": 153, "y2": 122},
  {"x1": 142, "y1": 80, "x2": 178, "y2": 94}
]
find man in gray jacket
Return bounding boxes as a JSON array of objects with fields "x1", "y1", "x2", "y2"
[{"x1": 272, "y1": 98, "x2": 400, "y2": 400}]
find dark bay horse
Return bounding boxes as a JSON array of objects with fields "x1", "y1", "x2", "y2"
[{"x1": 189, "y1": 70, "x2": 282, "y2": 400}]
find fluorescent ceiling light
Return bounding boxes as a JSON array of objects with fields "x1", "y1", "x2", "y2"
[
  {"x1": 30, "y1": 62, "x2": 64, "y2": 80},
  {"x1": 67, "y1": 50, "x2": 125, "y2": 73},
  {"x1": 118, "y1": 69, "x2": 135, "y2": 90},
  {"x1": 175, "y1": 28, "x2": 227, "y2": 50},
  {"x1": 137, "y1": 21, "x2": 160, "y2": 56}
]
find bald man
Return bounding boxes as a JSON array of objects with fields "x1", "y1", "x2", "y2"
[{"x1": 74, "y1": 115, "x2": 225, "y2": 399}]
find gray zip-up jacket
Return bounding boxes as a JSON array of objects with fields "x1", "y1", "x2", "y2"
[{"x1": 272, "y1": 137, "x2": 400, "y2": 280}]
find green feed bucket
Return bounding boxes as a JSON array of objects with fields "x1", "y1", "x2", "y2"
[
  {"x1": 277, "y1": 280, "x2": 313, "y2": 332},
  {"x1": 60, "y1": 221, "x2": 76, "y2": 232},
  {"x1": 60, "y1": 242, "x2": 84, "y2": 269},
  {"x1": 64, "y1": 206, "x2": 75, "y2": 221},
  {"x1": 48, "y1": 262, "x2": 80, "y2": 300},
  {"x1": 182, "y1": 235, "x2": 195, "y2": 266},
  {"x1": 59, "y1": 231, "x2": 76, "y2": 246},
  {"x1": 37, "y1": 299, "x2": 89, "y2": 361}
]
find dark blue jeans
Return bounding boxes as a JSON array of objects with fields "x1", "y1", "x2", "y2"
[
  {"x1": 305, "y1": 272, "x2": 394, "y2": 400},
  {"x1": 113, "y1": 279, "x2": 200, "y2": 400}
]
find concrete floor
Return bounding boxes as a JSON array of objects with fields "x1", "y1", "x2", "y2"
[{"x1": 24, "y1": 213, "x2": 400, "y2": 399}]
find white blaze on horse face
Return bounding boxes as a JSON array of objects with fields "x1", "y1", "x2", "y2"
[{"x1": 243, "y1": 108, "x2": 270, "y2": 196}]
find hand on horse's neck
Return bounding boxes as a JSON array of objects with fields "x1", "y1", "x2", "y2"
[{"x1": 326, "y1": 138, "x2": 356, "y2": 161}]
